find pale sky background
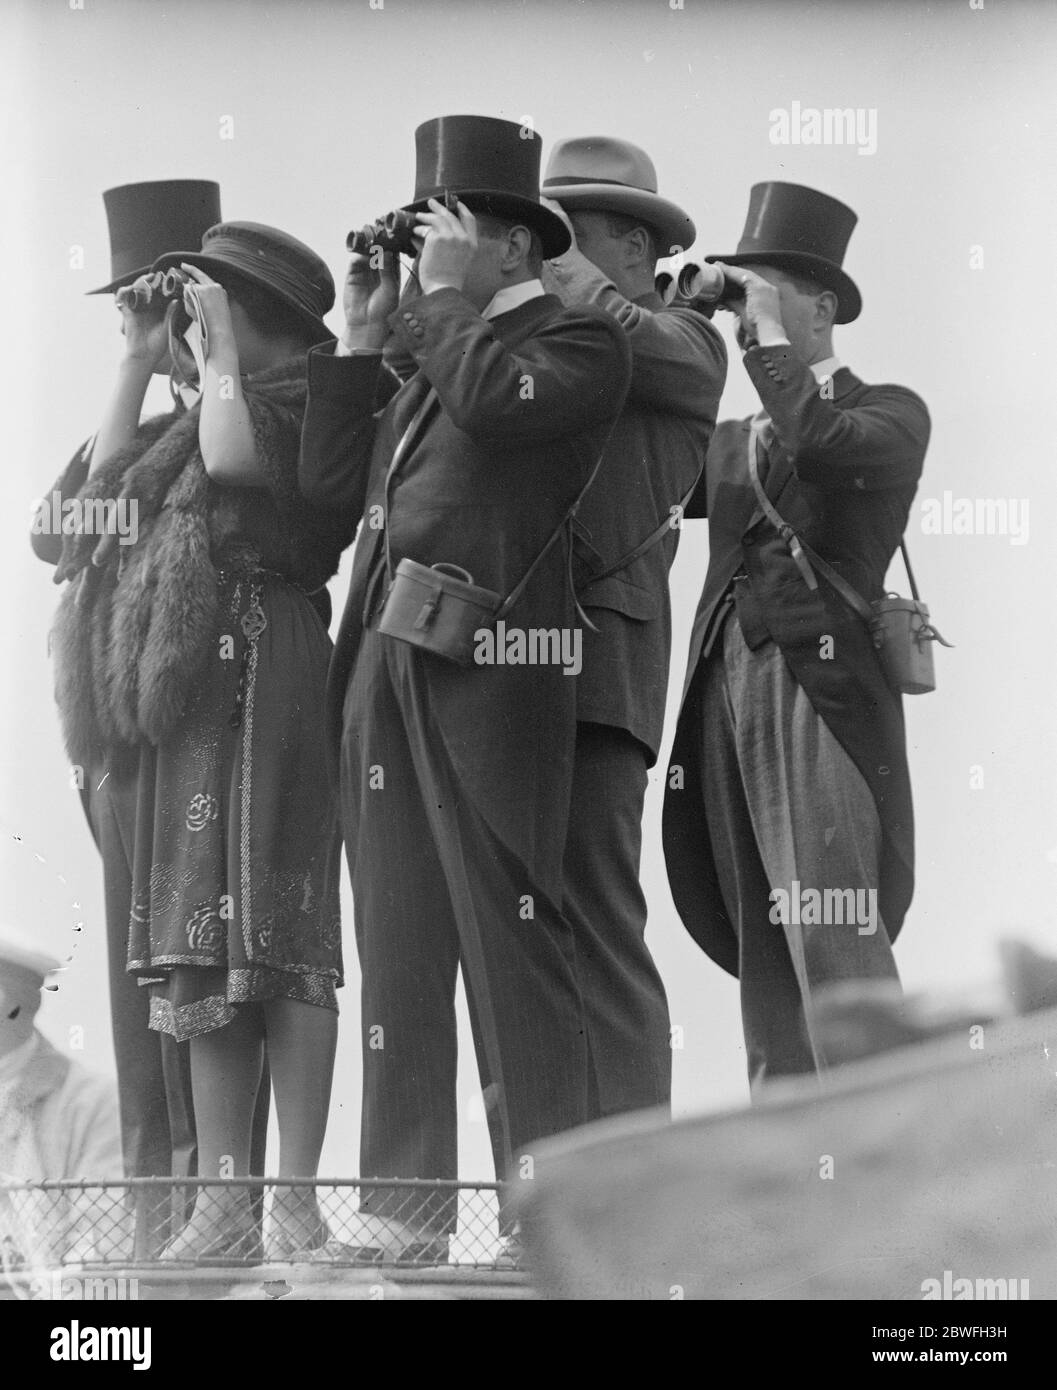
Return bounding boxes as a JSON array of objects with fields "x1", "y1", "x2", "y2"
[{"x1": 1, "y1": 0, "x2": 1054, "y2": 1183}]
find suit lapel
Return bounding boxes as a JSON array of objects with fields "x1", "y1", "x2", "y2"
[{"x1": 386, "y1": 373, "x2": 439, "y2": 483}]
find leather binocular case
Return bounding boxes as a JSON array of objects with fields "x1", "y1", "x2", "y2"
[
  {"x1": 376, "y1": 558, "x2": 501, "y2": 667},
  {"x1": 869, "y1": 596, "x2": 944, "y2": 696}
]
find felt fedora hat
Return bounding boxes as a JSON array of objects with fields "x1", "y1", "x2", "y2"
[
  {"x1": 402, "y1": 114, "x2": 571, "y2": 260},
  {"x1": 706, "y1": 181, "x2": 862, "y2": 323},
  {"x1": 151, "y1": 221, "x2": 336, "y2": 342},
  {"x1": 89, "y1": 180, "x2": 222, "y2": 295},
  {"x1": 0, "y1": 926, "x2": 60, "y2": 981},
  {"x1": 542, "y1": 136, "x2": 696, "y2": 256}
]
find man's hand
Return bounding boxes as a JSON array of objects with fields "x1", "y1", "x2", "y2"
[
  {"x1": 711, "y1": 261, "x2": 787, "y2": 346},
  {"x1": 342, "y1": 250, "x2": 399, "y2": 351},
  {"x1": 117, "y1": 291, "x2": 175, "y2": 372},
  {"x1": 415, "y1": 197, "x2": 478, "y2": 296}
]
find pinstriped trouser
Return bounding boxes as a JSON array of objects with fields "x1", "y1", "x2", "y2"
[
  {"x1": 698, "y1": 614, "x2": 900, "y2": 1089},
  {"x1": 341, "y1": 628, "x2": 592, "y2": 1232}
]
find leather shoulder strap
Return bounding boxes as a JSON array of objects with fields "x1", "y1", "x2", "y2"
[
  {"x1": 383, "y1": 384, "x2": 440, "y2": 582},
  {"x1": 578, "y1": 454, "x2": 705, "y2": 590},
  {"x1": 744, "y1": 430, "x2": 944, "y2": 638},
  {"x1": 495, "y1": 420, "x2": 617, "y2": 625}
]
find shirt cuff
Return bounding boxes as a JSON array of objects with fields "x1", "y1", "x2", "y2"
[
  {"x1": 754, "y1": 329, "x2": 791, "y2": 349},
  {"x1": 334, "y1": 337, "x2": 385, "y2": 358}
]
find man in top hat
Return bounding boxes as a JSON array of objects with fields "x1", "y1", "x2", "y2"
[
  {"x1": 30, "y1": 181, "x2": 226, "y2": 1202},
  {"x1": 31, "y1": 181, "x2": 222, "y2": 568},
  {"x1": 0, "y1": 929, "x2": 122, "y2": 1268},
  {"x1": 536, "y1": 137, "x2": 726, "y2": 1120},
  {"x1": 663, "y1": 182, "x2": 930, "y2": 1087},
  {"x1": 300, "y1": 114, "x2": 631, "y2": 1256}
]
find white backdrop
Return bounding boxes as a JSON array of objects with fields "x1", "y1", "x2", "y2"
[{"x1": 1, "y1": 0, "x2": 1054, "y2": 1181}]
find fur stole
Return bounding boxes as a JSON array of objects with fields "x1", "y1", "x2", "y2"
[{"x1": 51, "y1": 359, "x2": 308, "y2": 766}]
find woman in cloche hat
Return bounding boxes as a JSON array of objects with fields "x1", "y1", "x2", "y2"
[{"x1": 44, "y1": 214, "x2": 347, "y2": 1261}]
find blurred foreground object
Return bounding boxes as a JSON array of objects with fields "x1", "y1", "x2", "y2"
[{"x1": 519, "y1": 940, "x2": 1057, "y2": 1299}]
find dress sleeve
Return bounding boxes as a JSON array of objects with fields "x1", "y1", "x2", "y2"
[{"x1": 30, "y1": 439, "x2": 95, "y2": 565}]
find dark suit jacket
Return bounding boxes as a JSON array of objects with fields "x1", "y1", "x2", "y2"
[
  {"x1": 300, "y1": 286, "x2": 631, "y2": 900},
  {"x1": 663, "y1": 343, "x2": 931, "y2": 976},
  {"x1": 544, "y1": 254, "x2": 726, "y2": 761}
]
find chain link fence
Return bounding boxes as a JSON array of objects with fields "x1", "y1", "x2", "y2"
[{"x1": 0, "y1": 1177, "x2": 520, "y2": 1275}]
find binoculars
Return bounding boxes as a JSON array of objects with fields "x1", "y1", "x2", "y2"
[
  {"x1": 347, "y1": 189, "x2": 460, "y2": 257},
  {"x1": 654, "y1": 262, "x2": 743, "y2": 307},
  {"x1": 115, "y1": 267, "x2": 191, "y2": 313}
]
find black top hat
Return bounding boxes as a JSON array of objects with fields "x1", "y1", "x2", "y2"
[
  {"x1": 151, "y1": 221, "x2": 336, "y2": 344},
  {"x1": 707, "y1": 181, "x2": 862, "y2": 323},
  {"x1": 402, "y1": 115, "x2": 571, "y2": 260},
  {"x1": 88, "y1": 180, "x2": 222, "y2": 295}
]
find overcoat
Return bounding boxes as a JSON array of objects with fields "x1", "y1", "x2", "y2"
[
  {"x1": 663, "y1": 343, "x2": 931, "y2": 975},
  {"x1": 543, "y1": 254, "x2": 727, "y2": 759},
  {"x1": 300, "y1": 286, "x2": 632, "y2": 902}
]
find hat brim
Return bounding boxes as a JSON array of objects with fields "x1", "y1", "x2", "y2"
[
  {"x1": 0, "y1": 944, "x2": 59, "y2": 978},
  {"x1": 706, "y1": 250, "x2": 861, "y2": 324},
  {"x1": 541, "y1": 182, "x2": 696, "y2": 257},
  {"x1": 403, "y1": 190, "x2": 571, "y2": 260},
  {"x1": 149, "y1": 251, "x2": 336, "y2": 343},
  {"x1": 86, "y1": 264, "x2": 157, "y2": 296}
]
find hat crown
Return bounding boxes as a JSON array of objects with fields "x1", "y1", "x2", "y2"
[
  {"x1": 737, "y1": 181, "x2": 857, "y2": 267},
  {"x1": 101, "y1": 180, "x2": 221, "y2": 284},
  {"x1": 544, "y1": 136, "x2": 659, "y2": 194},
  {"x1": 412, "y1": 114, "x2": 544, "y2": 206},
  {"x1": 404, "y1": 114, "x2": 570, "y2": 259},
  {"x1": 197, "y1": 221, "x2": 335, "y2": 315}
]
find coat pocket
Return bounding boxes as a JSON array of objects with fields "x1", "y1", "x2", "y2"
[{"x1": 577, "y1": 574, "x2": 657, "y2": 622}]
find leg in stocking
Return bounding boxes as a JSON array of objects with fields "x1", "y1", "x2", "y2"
[
  {"x1": 263, "y1": 997, "x2": 337, "y2": 1252},
  {"x1": 162, "y1": 1006, "x2": 264, "y2": 1258}
]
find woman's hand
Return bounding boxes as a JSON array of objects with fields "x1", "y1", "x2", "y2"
[
  {"x1": 117, "y1": 290, "x2": 175, "y2": 372},
  {"x1": 179, "y1": 263, "x2": 235, "y2": 349}
]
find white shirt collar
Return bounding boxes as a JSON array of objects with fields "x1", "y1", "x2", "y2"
[
  {"x1": 810, "y1": 354, "x2": 843, "y2": 384},
  {"x1": 481, "y1": 278, "x2": 545, "y2": 322}
]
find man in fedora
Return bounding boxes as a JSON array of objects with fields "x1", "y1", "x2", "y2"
[
  {"x1": 538, "y1": 137, "x2": 726, "y2": 1119},
  {"x1": 0, "y1": 928, "x2": 122, "y2": 1267},
  {"x1": 300, "y1": 114, "x2": 631, "y2": 1257},
  {"x1": 663, "y1": 182, "x2": 931, "y2": 1087}
]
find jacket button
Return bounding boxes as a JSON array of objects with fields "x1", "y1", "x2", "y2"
[{"x1": 402, "y1": 312, "x2": 414, "y2": 321}]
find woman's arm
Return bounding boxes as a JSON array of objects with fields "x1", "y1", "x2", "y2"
[
  {"x1": 90, "y1": 298, "x2": 174, "y2": 473},
  {"x1": 179, "y1": 265, "x2": 264, "y2": 488}
]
